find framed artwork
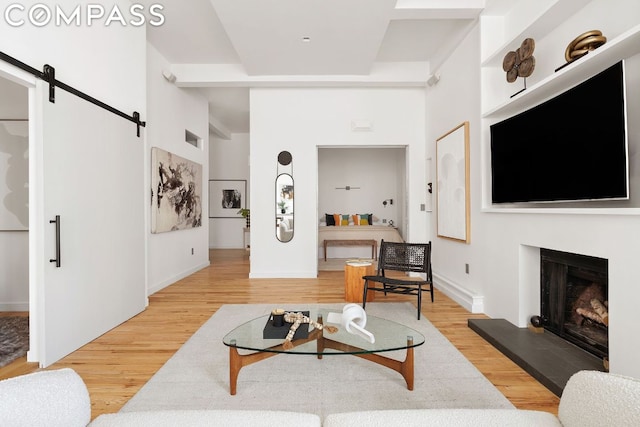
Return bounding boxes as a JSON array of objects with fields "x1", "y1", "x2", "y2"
[
  {"x1": 150, "y1": 147, "x2": 203, "y2": 233},
  {"x1": 436, "y1": 121, "x2": 470, "y2": 243},
  {"x1": 208, "y1": 179, "x2": 246, "y2": 218},
  {"x1": 0, "y1": 120, "x2": 28, "y2": 231}
]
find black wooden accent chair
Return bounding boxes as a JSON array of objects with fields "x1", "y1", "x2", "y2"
[{"x1": 362, "y1": 240, "x2": 433, "y2": 319}]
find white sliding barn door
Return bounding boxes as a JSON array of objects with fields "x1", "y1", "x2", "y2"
[{"x1": 37, "y1": 83, "x2": 146, "y2": 367}]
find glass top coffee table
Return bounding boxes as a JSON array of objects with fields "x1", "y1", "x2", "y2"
[{"x1": 222, "y1": 308, "x2": 425, "y2": 395}]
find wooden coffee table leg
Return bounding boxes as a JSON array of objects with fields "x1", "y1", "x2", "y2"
[
  {"x1": 229, "y1": 345, "x2": 241, "y2": 395},
  {"x1": 229, "y1": 344, "x2": 279, "y2": 395},
  {"x1": 363, "y1": 337, "x2": 414, "y2": 390},
  {"x1": 316, "y1": 314, "x2": 324, "y2": 359},
  {"x1": 322, "y1": 336, "x2": 416, "y2": 390},
  {"x1": 401, "y1": 339, "x2": 415, "y2": 390}
]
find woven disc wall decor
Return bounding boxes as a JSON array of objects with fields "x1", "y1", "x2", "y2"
[
  {"x1": 503, "y1": 38, "x2": 536, "y2": 83},
  {"x1": 565, "y1": 30, "x2": 606, "y2": 63}
]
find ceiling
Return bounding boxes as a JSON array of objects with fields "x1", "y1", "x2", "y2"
[{"x1": 143, "y1": 0, "x2": 486, "y2": 134}]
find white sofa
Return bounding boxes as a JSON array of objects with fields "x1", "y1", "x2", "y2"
[
  {"x1": 1, "y1": 368, "x2": 639, "y2": 426},
  {"x1": 0, "y1": 368, "x2": 319, "y2": 427},
  {"x1": 278, "y1": 217, "x2": 294, "y2": 241}
]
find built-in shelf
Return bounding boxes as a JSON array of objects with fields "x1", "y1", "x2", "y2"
[
  {"x1": 483, "y1": 24, "x2": 640, "y2": 118},
  {"x1": 480, "y1": 23, "x2": 640, "y2": 215},
  {"x1": 481, "y1": 0, "x2": 592, "y2": 68},
  {"x1": 481, "y1": 207, "x2": 640, "y2": 216}
]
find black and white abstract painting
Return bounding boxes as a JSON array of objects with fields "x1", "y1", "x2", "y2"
[{"x1": 151, "y1": 147, "x2": 202, "y2": 233}]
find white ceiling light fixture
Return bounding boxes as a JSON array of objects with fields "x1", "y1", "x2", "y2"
[{"x1": 302, "y1": 36, "x2": 311, "y2": 42}]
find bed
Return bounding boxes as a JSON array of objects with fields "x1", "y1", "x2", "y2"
[{"x1": 318, "y1": 215, "x2": 404, "y2": 260}]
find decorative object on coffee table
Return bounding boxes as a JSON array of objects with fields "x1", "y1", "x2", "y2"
[
  {"x1": 282, "y1": 311, "x2": 337, "y2": 349},
  {"x1": 565, "y1": 30, "x2": 606, "y2": 64},
  {"x1": 326, "y1": 303, "x2": 375, "y2": 343},
  {"x1": 503, "y1": 38, "x2": 535, "y2": 97},
  {"x1": 262, "y1": 310, "x2": 310, "y2": 340},
  {"x1": 271, "y1": 308, "x2": 284, "y2": 327}
]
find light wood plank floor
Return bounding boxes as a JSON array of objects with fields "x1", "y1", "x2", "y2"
[{"x1": 1, "y1": 249, "x2": 559, "y2": 420}]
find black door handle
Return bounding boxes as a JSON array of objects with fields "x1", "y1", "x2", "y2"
[{"x1": 49, "y1": 215, "x2": 61, "y2": 267}]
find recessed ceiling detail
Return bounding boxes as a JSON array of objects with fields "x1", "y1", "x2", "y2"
[{"x1": 143, "y1": 0, "x2": 482, "y2": 132}]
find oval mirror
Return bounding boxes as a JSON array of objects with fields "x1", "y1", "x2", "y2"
[{"x1": 276, "y1": 173, "x2": 294, "y2": 242}]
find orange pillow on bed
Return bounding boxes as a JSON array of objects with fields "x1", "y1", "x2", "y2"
[
  {"x1": 352, "y1": 214, "x2": 369, "y2": 225},
  {"x1": 334, "y1": 214, "x2": 349, "y2": 226}
]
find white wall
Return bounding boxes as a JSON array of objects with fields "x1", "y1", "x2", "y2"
[
  {"x1": 0, "y1": 233, "x2": 28, "y2": 310},
  {"x1": 209, "y1": 132, "x2": 250, "y2": 248},
  {"x1": 0, "y1": 2, "x2": 146, "y2": 114},
  {"x1": 427, "y1": 0, "x2": 640, "y2": 378},
  {"x1": 426, "y1": 24, "x2": 482, "y2": 310},
  {"x1": 0, "y1": 78, "x2": 28, "y2": 118},
  {"x1": 249, "y1": 88, "x2": 427, "y2": 278},
  {"x1": 146, "y1": 44, "x2": 210, "y2": 295}
]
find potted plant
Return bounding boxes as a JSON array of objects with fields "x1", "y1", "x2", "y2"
[
  {"x1": 237, "y1": 208, "x2": 250, "y2": 228},
  {"x1": 278, "y1": 200, "x2": 287, "y2": 214}
]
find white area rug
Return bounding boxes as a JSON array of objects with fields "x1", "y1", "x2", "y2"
[{"x1": 122, "y1": 303, "x2": 513, "y2": 418}]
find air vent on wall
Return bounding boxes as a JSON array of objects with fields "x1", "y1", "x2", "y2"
[{"x1": 185, "y1": 129, "x2": 201, "y2": 148}]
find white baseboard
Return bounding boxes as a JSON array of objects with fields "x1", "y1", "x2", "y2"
[
  {"x1": 0, "y1": 302, "x2": 29, "y2": 311},
  {"x1": 250, "y1": 270, "x2": 317, "y2": 279},
  {"x1": 147, "y1": 261, "x2": 211, "y2": 296},
  {"x1": 433, "y1": 272, "x2": 484, "y2": 313}
]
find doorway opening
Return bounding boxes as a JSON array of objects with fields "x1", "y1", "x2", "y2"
[{"x1": 0, "y1": 73, "x2": 31, "y2": 366}]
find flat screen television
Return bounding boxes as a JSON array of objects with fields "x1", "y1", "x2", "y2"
[{"x1": 490, "y1": 61, "x2": 628, "y2": 204}]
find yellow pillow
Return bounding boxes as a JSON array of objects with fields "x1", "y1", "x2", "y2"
[
  {"x1": 334, "y1": 214, "x2": 349, "y2": 226},
  {"x1": 352, "y1": 214, "x2": 369, "y2": 225}
]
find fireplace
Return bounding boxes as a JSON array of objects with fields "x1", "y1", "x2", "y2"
[{"x1": 539, "y1": 248, "x2": 608, "y2": 359}]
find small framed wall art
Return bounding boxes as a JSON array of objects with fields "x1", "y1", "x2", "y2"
[{"x1": 208, "y1": 179, "x2": 247, "y2": 218}]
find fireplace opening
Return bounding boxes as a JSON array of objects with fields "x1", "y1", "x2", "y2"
[{"x1": 540, "y1": 248, "x2": 608, "y2": 359}]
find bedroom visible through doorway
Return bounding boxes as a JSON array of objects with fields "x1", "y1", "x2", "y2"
[{"x1": 317, "y1": 146, "x2": 406, "y2": 269}]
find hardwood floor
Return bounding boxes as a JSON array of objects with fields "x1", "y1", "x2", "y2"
[{"x1": 0, "y1": 249, "x2": 559, "y2": 419}]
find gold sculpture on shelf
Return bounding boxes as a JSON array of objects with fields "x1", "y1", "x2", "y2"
[
  {"x1": 502, "y1": 38, "x2": 536, "y2": 83},
  {"x1": 565, "y1": 30, "x2": 607, "y2": 63}
]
